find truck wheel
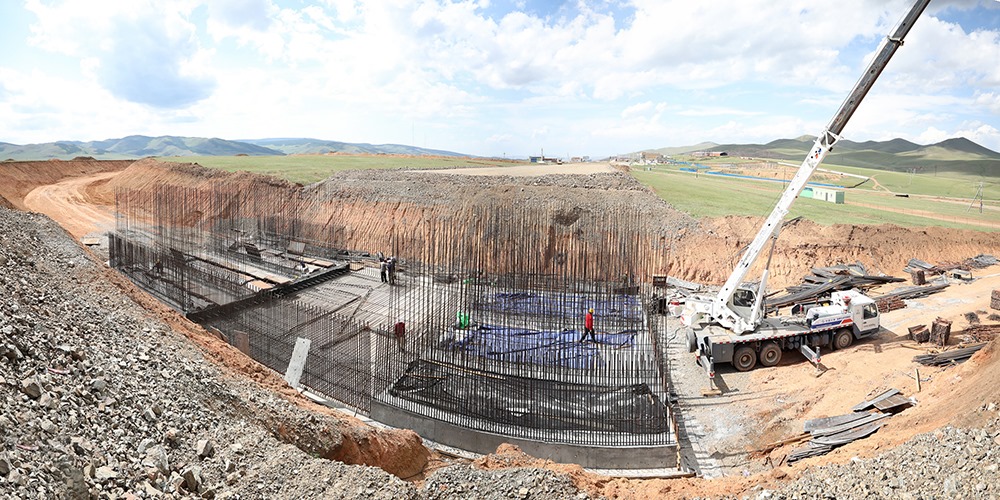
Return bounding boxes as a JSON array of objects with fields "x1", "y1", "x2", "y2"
[
  {"x1": 733, "y1": 345, "x2": 757, "y2": 372},
  {"x1": 759, "y1": 341, "x2": 782, "y2": 367},
  {"x1": 833, "y1": 329, "x2": 853, "y2": 350},
  {"x1": 685, "y1": 329, "x2": 697, "y2": 353}
]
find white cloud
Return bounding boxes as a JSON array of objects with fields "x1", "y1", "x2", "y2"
[
  {"x1": 25, "y1": 0, "x2": 215, "y2": 108},
  {"x1": 5, "y1": 0, "x2": 1000, "y2": 157}
]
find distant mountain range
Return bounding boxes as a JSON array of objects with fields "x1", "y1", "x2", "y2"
[
  {"x1": 646, "y1": 136, "x2": 1000, "y2": 177},
  {"x1": 242, "y1": 138, "x2": 465, "y2": 157},
  {"x1": 0, "y1": 135, "x2": 467, "y2": 160}
]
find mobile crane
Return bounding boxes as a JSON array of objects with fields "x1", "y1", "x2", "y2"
[{"x1": 680, "y1": 0, "x2": 932, "y2": 375}]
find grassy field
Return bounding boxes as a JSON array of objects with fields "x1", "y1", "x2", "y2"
[
  {"x1": 632, "y1": 168, "x2": 999, "y2": 231},
  {"x1": 159, "y1": 155, "x2": 525, "y2": 184},
  {"x1": 158, "y1": 153, "x2": 996, "y2": 231}
]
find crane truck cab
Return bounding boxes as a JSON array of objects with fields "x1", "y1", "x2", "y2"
[{"x1": 805, "y1": 290, "x2": 880, "y2": 349}]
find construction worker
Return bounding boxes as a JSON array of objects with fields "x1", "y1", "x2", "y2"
[
  {"x1": 394, "y1": 321, "x2": 406, "y2": 352},
  {"x1": 580, "y1": 307, "x2": 597, "y2": 342},
  {"x1": 456, "y1": 310, "x2": 470, "y2": 329},
  {"x1": 379, "y1": 258, "x2": 388, "y2": 283}
]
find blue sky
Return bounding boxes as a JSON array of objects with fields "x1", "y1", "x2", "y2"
[{"x1": 1, "y1": 0, "x2": 999, "y2": 158}]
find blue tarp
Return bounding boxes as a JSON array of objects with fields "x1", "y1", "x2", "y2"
[
  {"x1": 703, "y1": 170, "x2": 844, "y2": 188},
  {"x1": 443, "y1": 324, "x2": 637, "y2": 369}
]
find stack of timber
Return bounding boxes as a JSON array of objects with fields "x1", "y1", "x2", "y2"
[
  {"x1": 768, "y1": 262, "x2": 904, "y2": 310},
  {"x1": 875, "y1": 295, "x2": 906, "y2": 313},
  {"x1": 868, "y1": 282, "x2": 950, "y2": 312},
  {"x1": 908, "y1": 324, "x2": 930, "y2": 343},
  {"x1": 963, "y1": 324, "x2": 1000, "y2": 343},
  {"x1": 913, "y1": 343, "x2": 987, "y2": 366},
  {"x1": 786, "y1": 389, "x2": 912, "y2": 463},
  {"x1": 930, "y1": 317, "x2": 953, "y2": 346}
]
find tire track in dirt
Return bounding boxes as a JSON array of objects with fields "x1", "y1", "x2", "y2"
[{"x1": 23, "y1": 171, "x2": 120, "y2": 238}]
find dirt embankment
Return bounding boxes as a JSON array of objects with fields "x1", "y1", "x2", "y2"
[
  {"x1": 96, "y1": 159, "x2": 1000, "y2": 289},
  {"x1": 0, "y1": 159, "x2": 135, "y2": 209},
  {"x1": 668, "y1": 217, "x2": 1000, "y2": 289},
  {"x1": 104, "y1": 159, "x2": 697, "y2": 279}
]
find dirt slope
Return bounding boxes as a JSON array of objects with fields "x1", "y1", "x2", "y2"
[{"x1": 0, "y1": 159, "x2": 134, "y2": 209}]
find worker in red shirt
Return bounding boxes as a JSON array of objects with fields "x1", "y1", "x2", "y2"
[{"x1": 579, "y1": 308, "x2": 596, "y2": 342}]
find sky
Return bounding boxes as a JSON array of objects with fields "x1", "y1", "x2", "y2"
[{"x1": 1, "y1": 0, "x2": 999, "y2": 158}]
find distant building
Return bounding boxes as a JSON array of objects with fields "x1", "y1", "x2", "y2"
[
  {"x1": 529, "y1": 156, "x2": 563, "y2": 164},
  {"x1": 811, "y1": 187, "x2": 844, "y2": 204},
  {"x1": 640, "y1": 152, "x2": 664, "y2": 164},
  {"x1": 691, "y1": 151, "x2": 728, "y2": 157}
]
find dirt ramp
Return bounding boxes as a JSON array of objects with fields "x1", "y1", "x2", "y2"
[{"x1": 0, "y1": 159, "x2": 134, "y2": 209}]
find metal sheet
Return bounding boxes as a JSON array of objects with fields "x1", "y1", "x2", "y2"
[
  {"x1": 851, "y1": 388, "x2": 900, "y2": 412},
  {"x1": 803, "y1": 412, "x2": 870, "y2": 433},
  {"x1": 810, "y1": 412, "x2": 889, "y2": 437}
]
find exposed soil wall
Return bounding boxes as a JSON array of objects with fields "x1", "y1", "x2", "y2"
[
  {"x1": 102, "y1": 159, "x2": 1000, "y2": 289},
  {"x1": 668, "y1": 216, "x2": 1000, "y2": 288}
]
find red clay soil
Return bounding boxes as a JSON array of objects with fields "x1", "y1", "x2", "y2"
[{"x1": 0, "y1": 159, "x2": 135, "y2": 209}]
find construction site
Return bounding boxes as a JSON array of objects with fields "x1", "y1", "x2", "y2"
[
  {"x1": 2, "y1": 2, "x2": 1000, "y2": 497},
  {"x1": 108, "y1": 178, "x2": 678, "y2": 468},
  {"x1": 2, "y1": 148, "x2": 999, "y2": 497}
]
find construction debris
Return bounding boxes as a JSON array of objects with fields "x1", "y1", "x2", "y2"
[
  {"x1": 930, "y1": 317, "x2": 953, "y2": 346},
  {"x1": 868, "y1": 283, "x2": 950, "y2": 313},
  {"x1": 962, "y1": 324, "x2": 1000, "y2": 343},
  {"x1": 768, "y1": 262, "x2": 904, "y2": 310},
  {"x1": 992, "y1": 289, "x2": 1000, "y2": 311},
  {"x1": 787, "y1": 388, "x2": 913, "y2": 464},
  {"x1": 907, "y1": 324, "x2": 930, "y2": 343},
  {"x1": 913, "y1": 343, "x2": 987, "y2": 366},
  {"x1": 967, "y1": 254, "x2": 999, "y2": 269},
  {"x1": 903, "y1": 254, "x2": 996, "y2": 278}
]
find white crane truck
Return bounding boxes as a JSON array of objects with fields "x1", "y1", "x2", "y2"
[{"x1": 681, "y1": 0, "x2": 931, "y2": 376}]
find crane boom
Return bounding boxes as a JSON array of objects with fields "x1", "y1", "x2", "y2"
[{"x1": 710, "y1": 0, "x2": 932, "y2": 334}]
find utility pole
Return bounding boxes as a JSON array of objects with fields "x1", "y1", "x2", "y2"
[{"x1": 967, "y1": 182, "x2": 984, "y2": 213}]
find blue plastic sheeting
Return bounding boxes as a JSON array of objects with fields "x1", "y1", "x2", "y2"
[
  {"x1": 703, "y1": 170, "x2": 845, "y2": 188},
  {"x1": 475, "y1": 292, "x2": 644, "y2": 321},
  {"x1": 389, "y1": 359, "x2": 670, "y2": 433},
  {"x1": 443, "y1": 324, "x2": 637, "y2": 369}
]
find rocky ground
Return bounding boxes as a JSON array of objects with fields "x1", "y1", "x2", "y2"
[
  {"x1": 0, "y1": 206, "x2": 587, "y2": 499},
  {"x1": 764, "y1": 414, "x2": 1000, "y2": 499}
]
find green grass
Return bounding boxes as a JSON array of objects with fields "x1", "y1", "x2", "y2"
[
  {"x1": 159, "y1": 155, "x2": 526, "y2": 184},
  {"x1": 632, "y1": 168, "x2": 999, "y2": 231}
]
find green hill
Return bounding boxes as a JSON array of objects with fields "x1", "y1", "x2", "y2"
[
  {"x1": 0, "y1": 135, "x2": 283, "y2": 160},
  {"x1": 242, "y1": 138, "x2": 466, "y2": 157},
  {"x1": 704, "y1": 136, "x2": 999, "y2": 178}
]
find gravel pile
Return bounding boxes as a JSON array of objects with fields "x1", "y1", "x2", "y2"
[
  {"x1": 0, "y1": 207, "x2": 417, "y2": 498},
  {"x1": 0, "y1": 206, "x2": 592, "y2": 498},
  {"x1": 758, "y1": 410, "x2": 1000, "y2": 499},
  {"x1": 421, "y1": 465, "x2": 588, "y2": 500}
]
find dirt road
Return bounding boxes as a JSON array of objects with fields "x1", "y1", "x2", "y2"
[
  {"x1": 419, "y1": 162, "x2": 615, "y2": 177},
  {"x1": 23, "y1": 171, "x2": 119, "y2": 238}
]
